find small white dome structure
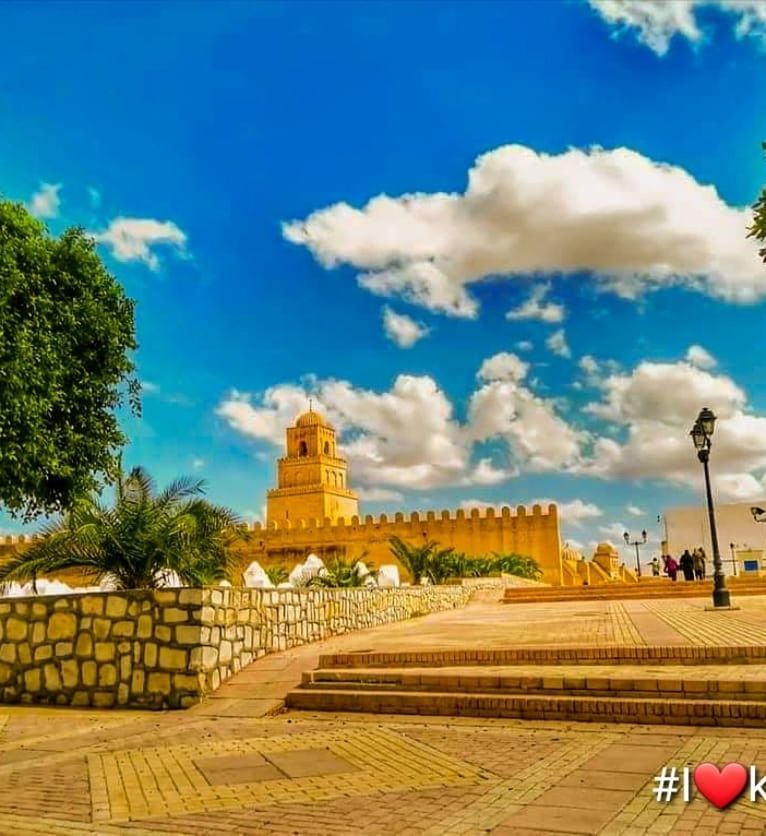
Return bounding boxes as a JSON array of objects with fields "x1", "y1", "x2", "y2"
[
  {"x1": 377, "y1": 564, "x2": 400, "y2": 588},
  {"x1": 243, "y1": 561, "x2": 274, "y2": 589}
]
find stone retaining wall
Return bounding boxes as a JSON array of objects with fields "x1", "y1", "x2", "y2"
[{"x1": 0, "y1": 585, "x2": 471, "y2": 709}]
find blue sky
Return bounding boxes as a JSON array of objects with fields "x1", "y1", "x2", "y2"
[{"x1": 2, "y1": 0, "x2": 766, "y2": 555}]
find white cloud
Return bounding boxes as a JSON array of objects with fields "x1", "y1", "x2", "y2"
[
  {"x1": 93, "y1": 217, "x2": 187, "y2": 270},
  {"x1": 685, "y1": 344, "x2": 717, "y2": 370},
  {"x1": 563, "y1": 538, "x2": 585, "y2": 552},
  {"x1": 283, "y1": 144, "x2": 764, "y2": 315},
  {"x1": 356, "y1": 486, "x2": 405, "y2": 503},
  {"x1": 29, "y1": 183, "x2": 61, "y2": 219},
  {"x1": 506, "y1": 283, "x2": 566, "y2": 323},
  {"x1": 515, "y1": 340, "x2": 534, "y2": 352},
  {"x1": 218, "y1": 352, "x2": 585, "y2": 492},
  {"x1": 579, "y1": 355, "x2": 600, "y2": 376},
  {"x1": 532, "y1": 498, "x2": 603, "y2": 526},
  {"x1": 382, "y1": 306, "x2": 429, "y2": 348},
  {"x1": 546, "y1": 329, "x2": 572, "y2": 359},
  {"x1": 598, "y1": 521, "x2": 630, "y2": 545},
  {"x1": 477, "y1": 352, "x2": 529, "y2": 383},
  {"x1": 587, "y1": 0, "x2": 766, "y2": 56},
  {"x1": 463, "y1": 458, "x2": 516, "y2": 486},
  {"x1": 626, "y1": 504, "x2": 644, "y2": 516},
  {"x1": 141, "y1": 380, "x2": 160, "y2": 394},
  {"x1": 582, "y1": 359, "x2": 766, "y2": 500},
  {"x1": 468, "y1": 377, "x2": 587, "y2": 472},
  {"x1": 192, "y1": 458, "x2": 205, "y2": 470}
]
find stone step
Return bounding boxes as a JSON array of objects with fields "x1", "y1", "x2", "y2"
[
  {"x1": 503, "y1": 585, "x2": 766, "y2": 603},
  {"x1": 285, "y1": 686, "x2": 766, "y2": 727},
  {"x1": 319, "y1": 645, "x2": 766, "y2": 669},
  {"x1": 300, "y1": 664, "x2": 766, "y2": 701}
]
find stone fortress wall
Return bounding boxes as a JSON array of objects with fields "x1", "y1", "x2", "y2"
[
  {"x1": 0, "y1": 585, "x2": 471, "y2": 709},
  {"x1": 241, "y1": 503, "x2": 564, "y2": 586},
  {"x1": 0, "y1": 503, "x2": 564, "y2": 586}
]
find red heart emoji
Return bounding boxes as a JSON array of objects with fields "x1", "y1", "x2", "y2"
[{"x1": 693, "y1": 762, "x2": 748, "y2": 809}]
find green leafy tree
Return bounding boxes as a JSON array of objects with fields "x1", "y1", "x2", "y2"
[
  {"x1": 0, "y1": 199, "x2": 138, "y2": 520},
  {"x1": 750, "y1": 142, "x2": 766, "y2": 262},
  {"x1": 307, "y1": 557, "x2": 377, "y2": 588},
  {"x1": 0, "y1": 466, "x2": 243, "y2": 589}
]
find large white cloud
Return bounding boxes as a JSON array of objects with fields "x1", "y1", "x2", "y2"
[
  {"x1": 582, "y1": 358, "x2": 766, "y2": 500},
  {"x1": 93, "y1": 217, "x2": 187, "y2": 270},
  {"x1": 217, "y1": 348, "x2": 766, "y2": 505},
  {"x1": 283, "y1": 144, "x2": 763, "y2": 316},
  {"x1": 587, "y1": 0, "x2": 766, "y2": 56},
  {"x1": 217, "y1": 352, "x2": 584, "y2": 492},
  {"x1": 477, "y1": 352, "x2": 529, "y2": 383}
]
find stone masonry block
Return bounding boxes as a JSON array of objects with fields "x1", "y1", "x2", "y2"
[
  {"x1": 147, "y1": 672, "x2": 171, "y2": 694},
  {"x1": 159, "y1": 647, "x2": 188, "y2": 670},
  {"x1": 80, "y1": 596, "x2": 104, "y2": 616},
  {"x1": 6, "y1": 617, "x2": 27, "y2": 641},
  {"x1": 105, "y1": 596, "x2": 128, "y2": 618}
]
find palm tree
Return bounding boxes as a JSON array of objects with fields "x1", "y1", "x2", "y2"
[
  {"x1": 490, "y1": 552, "x2": 542, "y2": 580},
  {"x1": 388, "y1": 536, "x2": 454, "y2": 585},
  {"x1": 307, "y1": 557, "x2": 377, "y2": 588},
  {"x1": 264, "y1": 564, "x2": 289, "y2": 586},
  {"x1": 0, "y1": 466, "x2": 244, "y2": 590}
]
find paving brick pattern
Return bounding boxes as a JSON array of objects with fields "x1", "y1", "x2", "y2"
[{"x1": 2, "y1": 595, "x2": 766, "y2": 833}]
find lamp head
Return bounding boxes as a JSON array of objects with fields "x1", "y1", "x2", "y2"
[
  {"x1": 641, "y1": 529, "x2": 647, "y2": 542},
  {"x1": 690, "y1": 421, "x2": 707, "y2": 451},
  {"x1": 697, "y1": 407, "x2": 716, "y2": 437},
  {"x1": 623, "y1": 531, "x2": 629, "y2": 544}
]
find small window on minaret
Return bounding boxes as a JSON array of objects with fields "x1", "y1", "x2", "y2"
[
  {"x1": 323, "y1": 441, "x2": 330, "y2": 455},
  {"x1": 299, "y1": 441, "x2": 307, "y2": 457}
]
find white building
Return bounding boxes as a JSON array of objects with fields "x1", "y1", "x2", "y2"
[{"x1": 663, "y1": 502, "x2": 766, "y2": 576}]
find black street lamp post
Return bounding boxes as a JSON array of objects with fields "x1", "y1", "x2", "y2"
[
  {"x1": 623, "y1": 529, "x2": 647, "y2": 578},
  {"x1": 690, "y1": 407, "x2": 731, "y2": 608}
]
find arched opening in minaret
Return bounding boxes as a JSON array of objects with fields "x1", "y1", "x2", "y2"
[{"x1": 323, "y1": 441, "x2": 330, "y2": 455}]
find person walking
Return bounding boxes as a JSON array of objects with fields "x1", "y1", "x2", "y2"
[
  {"x1": 679, "y1": 549, "x2": 695, "y2": 582},
  {"x1": 696, "y1": 547, "x2": 707, "y2": 580},
  {"x1": 665, "y1": 555, "x2": 679, "y2": 582},
  {"x1": 693, "y1": 548, "x2": 705, "y2": 581},
  {"x1": 650, "y1": 557, "x2": 661, "y2": 577}
]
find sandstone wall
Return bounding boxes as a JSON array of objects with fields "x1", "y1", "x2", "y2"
[
  {"x1": 0, "y1": 585, "x2": 471, "y2": 709},
  {"x1": 239, "y1": 504, "x2": 563, "y2": 586}
]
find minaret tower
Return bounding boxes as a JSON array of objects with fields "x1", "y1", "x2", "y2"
[{"x1": 265, "y1": 406, "x2": 360, "y2": 525}]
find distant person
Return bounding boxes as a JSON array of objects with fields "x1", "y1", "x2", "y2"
[
  {"x1": 693, "y1": 548, "x2": 706, "y2": 581},
  {"x1": 665, "y1": 555, "x2": 679, "y2": 582},
  {"x1": 679, "y1": 549, "x2": 695, "y2": 582},
  {"x1": 650, "y1": 557, "x2": 661, "y2": 577},
  {"x1": 697, "y1": 547, "x2": 707, "y2": 580}
]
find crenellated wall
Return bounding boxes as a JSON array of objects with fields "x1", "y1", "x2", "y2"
[
  {"x1": 239, "y1": 503, "x2": 563, "y2": 585},
  {"x1": 0, "y1": 504, "x2": 563, "y2": 585}
]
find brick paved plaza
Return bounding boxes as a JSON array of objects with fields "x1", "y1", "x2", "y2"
[{"x1": 4, "y1": 592, "x2": 766, "y2": 835}]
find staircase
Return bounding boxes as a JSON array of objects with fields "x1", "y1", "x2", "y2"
[
  {"x1": 503, "y1": 576, "x2": 766, "y2": 604},
  {"x1": 286, "y1": 645, "x2": 766, "y2": 727}
]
